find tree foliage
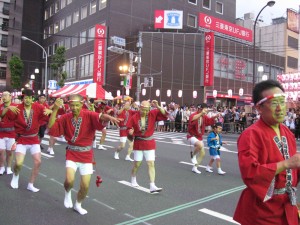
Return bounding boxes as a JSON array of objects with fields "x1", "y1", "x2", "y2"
[
  {"x1": 8, "y1": 55, "x2": 23, "y2": 89},
  {"x1": 51, "y1": 46, "x2": 67, "y2": 87}
]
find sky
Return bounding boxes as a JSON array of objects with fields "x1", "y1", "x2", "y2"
[{"x1": 236, "y1": 0, "x2": 299, "y2": 25}]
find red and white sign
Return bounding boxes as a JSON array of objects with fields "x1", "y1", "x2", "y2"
[
  {"x1": 93, "y1": 24, "x2": 107, "y2": 85},
  {"x1": 199, "y1": 13, "x2": 252, "y2": 43},
  {"x1": 154, "y1": 10, "x2": 183, "y2": 29},
  {"x1": 204, "y1": 32, "x2": 214, "y2": 86}
]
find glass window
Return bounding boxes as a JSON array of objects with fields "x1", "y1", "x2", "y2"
[
  {"x1": 65, "y1": 37, "x2": 71, "y2": 50},
  {"x1": 67, "y1": 0, "x2": 72, "y2": 5},
  {"x1": 187, "y1": 14, "x2": 197, "y2": 28},
  {"x1": 73, "y1": 10, "x2": 79, "y2": 23},
  {"x1": 48, "y1": 45, "x2": 52, "y2": 56},
  {"x1": 49, "y1": 24, "x2": 54, "y2": 35},
  {"x1": 203, "y1": 0, "x2": 211, "y2": 9},
  {"x1": 66, "y1": 14, "x2": 72, "y2": 27},
  {"x1": 80, "y1": 30, "x2": 86, "y2": 44},
  {"x1": 54, "y1": 22, "x2": 59, "y2": 33},
  {"x1": 60, "y1": 18, "x2": 65, "y2": 30},
  {"x1": 99, "y1": 0, "x2": 107, "y2": 10},
  {"x1": 61, "y1": 0, "x2": 66, "y2": 9},
  {"x1": 81, "y1": 5, "x2": 88, "y2": 20},
  {"x1": 88, "y1": 26, "x2": 95, "y2": 42},
  {"x1": 59, "y1": 40, "x2": 64, "y2": 47},
  {"x1": 79, "y1": 53, "x2": 94, "y2": 77},
  {"x1": 188, "y1": 0, "x2": 197, "y2": 5},
  {"x1": 216, "y1": 2, "x2": 223, "y2": 14},
  {"x1": 44, "y1": 28, "x2": 49, "y2": 39},
  {"x1": 53, "y1": 43, "x2": 58, "y2": 54},
  {"x1": 55, "y1": 1, "x2": 59, "y2": 13},
  {"x1": 65, "y1": 58, "x2": 76, "y2": 78},
  {"x1": 50, "y1": 4, "x2": 55, "y2": 16},
  {"x1": 44, "y1": 8, "x2": 49, "y2": 20},
  {"x1": 72, "y1": 34, "x2": 78, "y2": 47},
  {"x1": 90, "y1": 0, "x2": 97, "y2": 14}
]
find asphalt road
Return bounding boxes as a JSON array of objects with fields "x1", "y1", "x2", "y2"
[{"x1": 0, "y1": 129, "x2": 299, "y2": 225}]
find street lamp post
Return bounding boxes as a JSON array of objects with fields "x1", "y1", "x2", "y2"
[
  {"x1": 21, "y1": 36, "x2": 48, "y2": 96},
  {"x1": 252, "y1": 1, "x2": 275, "y2": 87}
]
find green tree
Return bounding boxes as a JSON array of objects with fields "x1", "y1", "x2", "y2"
[
  {"x1": 51, "y1": 46, "x2": 67, "y2": 87},
  {"x1": 8, "y1": 55, "x2": 23, "y2": 89}
]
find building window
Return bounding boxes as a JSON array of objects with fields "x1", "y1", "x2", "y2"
[
  {"x1": 54, "y1": 22, "x2": 59, "y2": 33},
  {"x1": 65, "y1": 38, "x2": 71, "y2": 50},
  {"x1": 66, "y1": 14, "x2": 72, "y2": 27},
  {"x1": 48, "y1": 45, "x2": 53, "y2": 56},
  {"x1": 288, "y1": 36, "x2": 298, "y2": 50},
  {"x1": 55, "y1": 1, "x2": 60, "y2": 13},
  {"x1": 79, "y1": 53, "x2": 94, "y2": 78},
  {"x1": 53, "y1": 43, "x2": 58, "y2": 54},
  {"x1": 73, "y1": 10, "x2": 79, "y2": 23},
  {"x1": 287, "y1": 56, "x2": 298, "y2": 69},
  {"x1": 49, "y1": 24, "x2": 54, "y2": 35},
  {"x1": 67, "y1": 0, "x2": 72, "y2": 5},
  {"x1": 44, "y1": 28, "x2": 49, "y2": 39},
  {"x1": 2, "y1": 19, "x2": 9, "y2": 31},
  {"x1": 60, "y1": 18, "x2": 65, "y2": 31},
  {"x1": 187, "y1": 14, "x2": 197, "y2": 28},
  {"x1": 1, "y1": 35, "x2": 8, "y2": 47},
  {"x1": 88, "y1": 26, "x2": 95, "y2": 42},
  {"x1": 72, "y1": 34, "x2": 78, "y2": 47},
  {"x1": 65, "y1": 58, "x2": 76, "y2": 78},
  {"x1": 50, "y1": 4, "x2": 55, "y2": 16},
  {"x1": 203, "y1": 0, "x2": 211, "y2": 9},
  {"x1": 61, "y1": 0, "x2": 66, "y2": 9},
  {"x1": 80, "y1": 30, "x2": 87, "y2": 44},
  {"x1": 44, "y1": 8, "x2": 49, "y2": 20},
  {"x1": 0, "y1": 67, "x2": 6, "y2": 79},
  {"x1": 90, "y1": 0, "x2": 97, "y2": 14},
  {"x1": 188, "y1": 0, "x2": 197, "y2": 5},
  {"x1": 81, "y1": 5, "x2": 88, "y2": 20},
  {"x1": 3, "y1": 2, "x2": 9, "y2": 15},
  {"x1": 99, "y1": 0, "x2": 107, "y2": 10},
  {"x1": 216, "y1": 2, "x2": 223, "y2": 14},
  {"x1": 59, "y1": 40, "x2": 64, "y2": 47}
]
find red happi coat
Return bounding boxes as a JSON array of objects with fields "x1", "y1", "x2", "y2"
[
  {"x1": 6, "y1": 103, "x2": 48, "y2": 144},
  {"x1": 117, "y1": 109, "x2": 138, "y2": 137},
  {"x1": 33, "y1": 101, "x2": 50, "y2": 126},
  {"x1": 234, "y1": 119, "x2": 300, "y2": 225},
  {"x1": 0, "y1": 103, "x2": 19, "y2": 138},
  {"x1": 127, "y1": 109, "x2": 168, "y2": 150},
  {"x1": 48, "y1": 110, "x2": 106, "y2": 163},
  {"x1": 187, "y1": 112, "x2": 216, "y2": 140}
]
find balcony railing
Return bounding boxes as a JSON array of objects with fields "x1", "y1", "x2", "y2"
[
  {"x1": 1, "y1": 40, "x2": 7, "y2": 47},
  {"x1": 1, "y1": 23, "x2": 8, "y2": 31},
  {"x1": 0, "y1": 55, "x2": 7, "y2": 63},
  {"x1": 2, "y1": 8, "x2": 9, "y2": 15}
]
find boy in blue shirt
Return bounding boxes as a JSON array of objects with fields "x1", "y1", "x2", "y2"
[{"x1": 206, "y1": 122, "x2": 226, "y2": 175}]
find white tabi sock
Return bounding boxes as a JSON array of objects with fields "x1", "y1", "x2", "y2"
[
  {"x1": 64, "y1": 190, "x2": 73, "y2": 208},
  {"x1": 10, "y1": 174, "x2": 19, "y2": 189},
  {"x1": 74, "y1": 201, "x2": 88, "y2": 215}
]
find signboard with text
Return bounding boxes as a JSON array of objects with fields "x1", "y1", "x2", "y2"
[
  {"x1": 199, "y1": 13, "x2": 252, "y2": 42},
  {"x1": 93, "y1": 24, "x2": 107, "y2": 85},
  {"x1": 154, "y1": 10, "x2": 183, "y2": 29},
  {"x1": 203, "y1": 32, "x2": 214, "y2": 86}
]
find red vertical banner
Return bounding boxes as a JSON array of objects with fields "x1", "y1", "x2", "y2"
[
  {"x1": 93, "y1": 24, "x2": 107, "y2": 85},
  {"x1": 203, "y1": 32, "x2": 214, "y2": 86}
]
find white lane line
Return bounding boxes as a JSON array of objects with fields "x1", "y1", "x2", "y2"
[
  {"x1": 220, "y1": 147, "x2": 237, "y2": 154},
  {"x1": 179, "y1": 161, "x2": 207, "y2": 169},
  {"x1": 41, "y1": 152, "x2": 54, "y2": 158},
  {"x1": 39, "y1": 172, "x2": 47, "y2": 177},
  {"x1": 199, "y1": 208, "x2": 240, "y2": 224},
  {"x1": 92, "y1": 199, "x2": 115, "y2": 210},
  {"x1": 118, "y1": 180, "x2": 160, "y2": 194},
  {"x1": 124, "y1": 213, "x2": 152, "y2": 225},
  {"x1": 50, "y1": 178, "x2": 64, "y2": 186}
]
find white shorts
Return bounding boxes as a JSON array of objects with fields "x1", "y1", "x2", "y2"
[
  {"x1": 158, "y1": 121, "x2": 164, "y2": 125},
  {"x1": 134, "y1": 150, "x2": 155, "y2": 161},
  {"x1": 120, "y1": 136, "x2": 127, "y2": 143},
  {"x1": 187, "y1": 137, "x2": 203, "y2": 146},
  {"x1": 66, "y1": 160, "x2": 93, "y2": 175},
  {"x1": 0, "y1": 138, "x2": 15, "y2": 151},
  {"x1": 16, "y1": 144, "x2": 41, "y2": 155},
  {"x1": 211, "y1": 155, "x2": 220, "y2": 160}
]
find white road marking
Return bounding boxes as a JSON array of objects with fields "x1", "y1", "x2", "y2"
[
  {"x1": 92, "y1": 199, "x2": 115, "y2": 210},
  {"x1": 199, "y1": 208, "x2": 240, "y2": 224},
  {"x1": 124, "y1": 213, "x2": 152, "y2": 225},
  {"x1": 179, "y1": 161, "x2": 207, "y2": 169},
  {"x1": 118, "y1": 180, "x2": 160, "y2": 194}
]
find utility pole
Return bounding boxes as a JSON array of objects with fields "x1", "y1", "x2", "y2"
[{"x1": 136, "y1": 32, "x2": 143, "y2": 102}]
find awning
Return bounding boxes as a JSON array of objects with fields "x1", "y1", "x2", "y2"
[{"x1": 50, "y1": 83, "x2": 114, "y2": 100}]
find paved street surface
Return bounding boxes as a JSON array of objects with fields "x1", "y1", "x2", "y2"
[{"x1": 1, "y1": 129, "x2": 300, "y2": 225}]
